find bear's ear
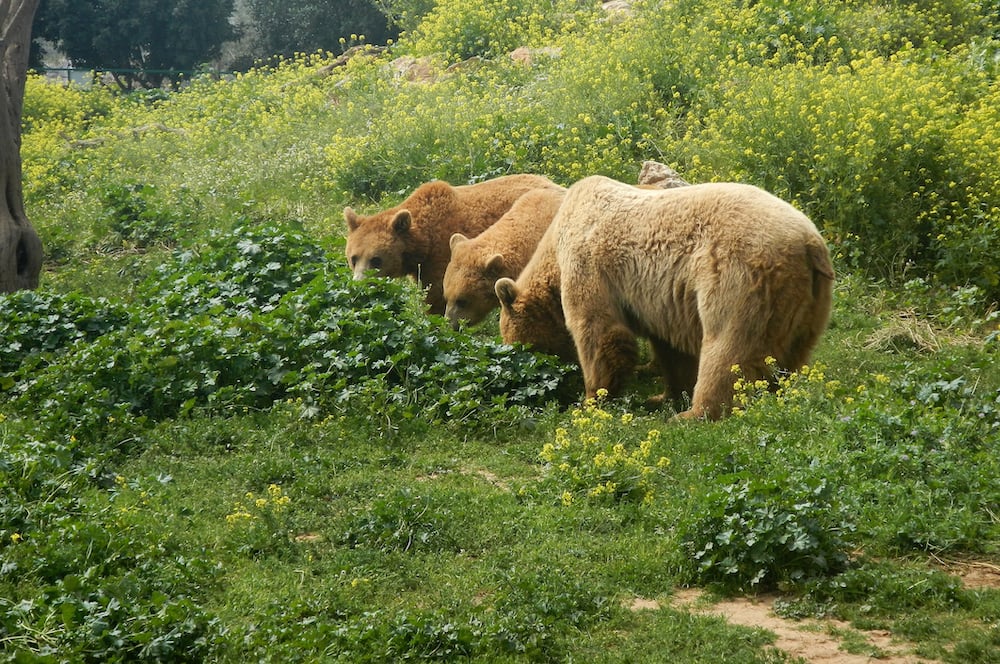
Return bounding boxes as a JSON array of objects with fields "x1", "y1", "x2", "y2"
[
  {"x1": 495, "y1": 277, "x2": 519, "y2": 309},
  {"x1": 344, "y1": 207, "x2": 360, "y2": 232},
  {"x1": 450, "y1": 233, "x2": 469, "y2": 251},
  {"x1": 392, "y1": 210, "x2": 412, "y2": 234},
  {"x1": 485, "y1": 253, "x2": 505, "y2": 274}
]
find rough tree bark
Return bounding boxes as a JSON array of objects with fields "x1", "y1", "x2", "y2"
[{"x1": 0, "y1": 0, "x2": 42, "y2": 292}]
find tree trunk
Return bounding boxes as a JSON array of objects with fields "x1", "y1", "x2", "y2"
[{"x1": 0, "y1": 0, "x2": 42, "y2": 292}]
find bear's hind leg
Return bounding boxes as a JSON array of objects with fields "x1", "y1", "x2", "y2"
[{"x1": 682, "y1": 338, "x2": 768, "y2": 420}]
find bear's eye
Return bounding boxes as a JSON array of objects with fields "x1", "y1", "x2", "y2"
[
  {"x1": 350, "y1": 255, "x2": 359, "y2": 267},
  {"x1": 455, "y1": 298, "x2": 467, "y2": 309},
  {"x1": 369, "y1": 257, "x2": 383, "y2": 270}
]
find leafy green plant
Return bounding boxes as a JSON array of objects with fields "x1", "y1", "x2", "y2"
[
  {"x1": 140, "y1": 216, "x2": 332, "y2": 318},
  {"x1": 836, "y1": 369, "x2": 1000, "y2": 555},
  {"x1": 0, "y1": 470, "x2": 223, "y2": 663},
  {"x1": 0, "y1": 290, "x2": 131, "y2": 375},
  {"x1": 100, "y1": 181, "x2": 191, "y2": 248},
  {"x1": 491, "y1": 568, "x2": 613, "y2": 659},
  {"x1": 677, "y1": 468, "x2": 853, "y2": 591},
  {"x1": 341, "y1": 488, "x2": 458, "y2": 553},
  {"x1": 275, "y1": 276, "x2": 570, "y2": 426},
  {"x1": 6, "y1": 220, "x2": 568, "y2": 442}
]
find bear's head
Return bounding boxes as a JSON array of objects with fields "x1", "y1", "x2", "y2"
[
  {"x1": 443, "y1": 233, "x2": 508, "y2": 330},
  {"x1": 343, "y1": 207, "x2": 412, "y2": 280},
  {"x1": 495, "y1": 277, "x2": 577, "y2": 361}
]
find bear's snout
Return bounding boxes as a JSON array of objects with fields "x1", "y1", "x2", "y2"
[{"x1": 445, "y1": 304, "x2": 462, "y2": 330}]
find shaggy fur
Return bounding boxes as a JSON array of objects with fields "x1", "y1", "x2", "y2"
[
  {"x1": 496, "y1": 175, "x2": 834, "y2": 419},
  {"x1": 443, "y1": 186, "x2": 565, "y2": 329},
  {"x1": 344, "y1": 174, "x2": 556, "y2": 314}
]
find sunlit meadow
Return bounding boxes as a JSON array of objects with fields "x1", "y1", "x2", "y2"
[{"x1": 3, "y1": 1, "x2": 999, "y2": 661}]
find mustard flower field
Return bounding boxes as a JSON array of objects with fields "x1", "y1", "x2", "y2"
[{"x1": 2, "y1": 1, "x2": 999, "y2": 661}]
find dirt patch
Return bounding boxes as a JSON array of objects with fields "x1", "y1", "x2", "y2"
[
  {"x1": 471, "y1": 468, "x2": 511, "y2": 492},
  {"x1": 645, "y1": 558, "x2": 999, "y2": 661},
  {"x1": 414, "y1": 467, "x2": 513, "y2": 492},
  {"x1": 292, "y1": 532, "x2": 323, "y2": 543},
  {"x1": 661, "y1": 589, "x2": 942, "y2": 664},
  {"x1": 932, "y1": 555, "x2": 1000, "y2": 591},
  {"x1": 958, "y1": 565, "x2": 1000, "y2": 590},
  {"x1": 625, "y1": 597, "x2": 661, "y2": 612}
]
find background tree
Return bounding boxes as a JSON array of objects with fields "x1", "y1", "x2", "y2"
[
  {"x1": 0, "y1": 0, "x2": 43, "y2": 292},
  {"x1": 34, "y1": 0, "x2": 235, "y2": 89},
  {"x1": 371, "y1": 0, "x2": 436, "y2": 34},
  {"x1": 228, "y1": 0, "x2": 397, "y2": 70}
]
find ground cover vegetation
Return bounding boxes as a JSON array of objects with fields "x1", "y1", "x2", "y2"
[{"x1": 3, "y1": 0, "x2": 1000, "y2": 661}]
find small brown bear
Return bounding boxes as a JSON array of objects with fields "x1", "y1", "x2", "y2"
[
  {"x1": 344, "y1": 174, "x2": 557, "y2": 314},
  {"x1": 443, "y1": 186, "x2": 566, "y2": 329},
  {"x1": 495, "y1": 175, "x2": 834, "y2": 420}
]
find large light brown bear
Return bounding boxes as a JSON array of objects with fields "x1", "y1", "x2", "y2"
[
  {"x1": 442, "y1": 186, "x2": 566, "y2": 329},
  {"x1": 344, "y1": 174, "x2": 557, "y2": 314},
  {"x1": 495, "y1": 175, "x2": 834, "y2": 419}
]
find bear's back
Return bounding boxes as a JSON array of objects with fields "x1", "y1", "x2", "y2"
[
  {"x1": 554, "y1": 176, "x2": 822, "y2": 270},
  {"x1": 464, "y1": 186, "x2": 565, "y2": 256},
  {"x1": 445, "y1": 174, "x2": 561, "y2": 238}
]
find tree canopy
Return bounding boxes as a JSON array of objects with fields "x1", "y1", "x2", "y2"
[
  {"x1": 34, "y1": 0, "x2": 235, "y2": 89},
  {"x1": 230, "y1": 0, "x2": 397, "y2": 70}
]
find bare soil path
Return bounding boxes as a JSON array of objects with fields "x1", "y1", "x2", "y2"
[
  {"x1": 636, "y1": 560, "x2": 1000, "y2": 663},
  {"x1": 668, "y1": 589, "x2": 938, "y2": 663}
]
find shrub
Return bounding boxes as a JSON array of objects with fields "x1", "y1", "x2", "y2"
[
  {"x1": 323, "y1": 70, "x2": 518, "y2": 198},
  {"x1": 1, "y1": 469, "x2": 223, "y2": 663},
  {"x1": 654, "y1": 0, "x2": 852, "y2": 74},
  {"x1": 677, "y1": 468, "x2": 853, "y2": 591},
  {"x1": 375, "y1": 0, "x2": 438, "y2": 33},
  {"x1": 538, "y1": 393, "x2": 670, "y2": 505},
  {"x1": 6, "y1": 220, "x2": 568, "y2": 442},
  {"x1": 223, "y1": 483, "x2": 296, "y2": 558},
  {"x1": 407, "y1": 0, "x2": 597, "y2": 62},
  {"x1": 668, "y1": 51, "x2": 990, "y2": 281},
  {"x1": 99, "y1": 181, "x2": 194, "y2": 248},
  {"x1": 657, "y1": 0, "x2": 995, "y2": 73},
  {"x1": 507, "y1": 13, "x2": 678, "y2": 183},
  {"x1": 21, "y1": 73, "x2": 116, "y2": 133},
  {"x1": 324, "y1": 6, "x2": 679, "y2": 196},
  {"x1": 0, "y1": 290, "x2": 131, "y2": 376},
  {"x1": 937, "y1": 82, "x2": 1000, "y2": 293}
]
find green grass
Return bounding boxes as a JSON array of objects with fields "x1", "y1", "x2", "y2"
[{"x1": 3, "y1": 1, "x2": 1000, "y2": 661}]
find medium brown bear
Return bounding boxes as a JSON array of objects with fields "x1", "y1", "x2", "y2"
[
  {"x1": 495, "y1": 175, "x2": 834, "y2": 420},
  {"x1": 443, "y1": 186, "x2": 566, "y2": 329},
  {"x1": 344, "y1": 174, "x2": 557, "y2": 314}
]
